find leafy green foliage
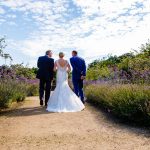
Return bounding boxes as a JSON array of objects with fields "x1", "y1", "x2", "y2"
[
  {"x1": 87, "y1": 41, "x2": 150, "y2": 84},
  {"x1": 11, "y1": 64, "x2": 37, "y2": 79}
]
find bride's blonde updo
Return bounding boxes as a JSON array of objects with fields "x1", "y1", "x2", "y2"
[{"x1": 59, "y1": 52, "x2": 64, "y2": 58}]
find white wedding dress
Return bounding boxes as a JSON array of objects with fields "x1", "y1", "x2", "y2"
[{"x1": 46, "y1": 60, "x2": 85, "y2": 112}]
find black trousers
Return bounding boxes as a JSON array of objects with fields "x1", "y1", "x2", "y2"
[{"x1": 39, "y1": 79, "x2": 52, "y2": 104}]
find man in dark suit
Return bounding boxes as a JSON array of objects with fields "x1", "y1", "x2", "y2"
[
  {"x1": 36, "y1": 50, "x2": 54, "y2": 106},
  {"x1": 70, "y1": 50, "x2": 86, "y2": 104}
]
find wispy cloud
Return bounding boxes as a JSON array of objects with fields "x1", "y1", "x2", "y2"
[
  {"x1": 0, "y1": 7, "x2": 5, "y2": 14},
  {"x1": 0, "y1": 0, "x2": 150, "y2": 66}
]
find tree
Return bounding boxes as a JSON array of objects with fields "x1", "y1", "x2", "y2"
[
  {"x1": 3, "y1": 53, "x2": 12, "y2": 65},
  {"x1": 0, "y1": 37, "x2": 13, "y2": 65},
  {"x1": 140, "y1": 40, "x2": 150, "y2": 57},
  {"x1": 0, "y1": 37, "x2": 6, "y2": 57}
]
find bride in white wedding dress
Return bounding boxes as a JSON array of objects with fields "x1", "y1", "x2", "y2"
[{"x1": 47, "y1": 52, "x2": 85, "y2": 112}]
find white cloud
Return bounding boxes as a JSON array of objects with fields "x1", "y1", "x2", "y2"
[
  {"x1": 0, "y1": 18, "x2": 5, "y2": 24},
  {"x1": 0, "y1": 0, "x2": 150, "y2": 66},
  {"x1": 0, "y1": 7, "x2": 5, "y2": 14},
  {"x1": 7, "y1": 14, "x2": 16, "y2": 18}
]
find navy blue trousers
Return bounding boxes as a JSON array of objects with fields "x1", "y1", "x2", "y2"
[{"x1": 72, "y1": 78, "x2": 84, "y2": 103}]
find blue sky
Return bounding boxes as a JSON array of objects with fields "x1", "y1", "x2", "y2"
[{"x1": 0, "y1": 0, "x2": 150, "y2": 67}]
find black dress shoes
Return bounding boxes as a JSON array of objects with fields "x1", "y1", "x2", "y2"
[
  {"x1": 45, "y1": 102, "x2": 48, "y2": 107},
  {"x1": 82, "y1": 100, "x2": 85, "y2": 104},
  {"x1": 40, "y1": 100, "x2": 43, "y2": 106}
]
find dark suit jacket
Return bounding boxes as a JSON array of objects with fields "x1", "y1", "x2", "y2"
[
  {"x1": 70, "y1": 56, "x2": 86, "y2": 80},
  {"x1": 36, "y1": 55, "x2": 54, "y2": 81}
]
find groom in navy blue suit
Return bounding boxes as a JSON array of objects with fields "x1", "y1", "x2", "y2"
[{"x1": 70, "y1": 50, "x2": 86, "y2": 104}]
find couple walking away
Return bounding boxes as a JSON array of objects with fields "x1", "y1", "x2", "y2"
[{"x1": 36, "y1": 50, "x2": 86, "y2": 112}]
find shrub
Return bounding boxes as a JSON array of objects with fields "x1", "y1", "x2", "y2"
[
  {"x1": 0, "y1": 79, "x2": 39, "y2": 108},
  {"x1": 85, "y1": 84, "x2": 150, "y2": 126},
  {"x1": 0, "y1": 80, "x2": 14, "y2": 108},
  {"x1": 26, "y1": 84, "x2": 39, "y2": 96},
  {"x1": 87, "y1": 41, "x2": 150, "y2": 84}
]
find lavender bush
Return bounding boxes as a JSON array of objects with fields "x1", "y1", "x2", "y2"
[
  {"x1": 0, "y1": 79, "x2": 27, "y2": 107},
  {"x1": 85, "y1": 84, "x2": 150, "y2": 126},
  {"x1": 0, "y1": 65, "x2": 39, "y2": 108}
]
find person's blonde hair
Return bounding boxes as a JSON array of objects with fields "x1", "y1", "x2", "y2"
[{"x1": 59, "y1": 52, "x2": 64, "y2": 58}]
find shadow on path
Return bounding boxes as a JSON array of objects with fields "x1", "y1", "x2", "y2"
[
  {"x1": 88, "y1": 102, "x2": 150, "y2": 138},
  {"x1": 0, "y1": 106, "x2": 52, "y2": 117}
]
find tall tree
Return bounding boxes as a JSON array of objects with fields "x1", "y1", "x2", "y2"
[
  {"x1": 0, "y1": 37, "x2": 6, "y2": 57},
  {"x1": 0, "y1": 37, "x2": 13, "y2": 65}
]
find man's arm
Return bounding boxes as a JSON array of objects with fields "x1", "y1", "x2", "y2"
[
  {"x1": 37, "y1": 57, "x2": 40, "y2": 68},
  {"x1": 50, "y1": 58, "x2": 54, "y2": 70},
  {"x1": 82, "y1": 59, "x2": 86, "y2": 76},
  {"x1": 70, "y1": 57, "x2": 84, "y2": 74}
]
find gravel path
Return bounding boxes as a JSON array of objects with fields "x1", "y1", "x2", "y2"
[{"x1": 0, "y1": 96, "x2": 149, "y2": 150}]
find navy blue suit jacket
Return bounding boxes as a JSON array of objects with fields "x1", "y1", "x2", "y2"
[
  {"x1": 36, "y1": 55, "x2": 54, "y2": 81},
  {"x1": 70, "y1": 56, "x2": 86, "y2": 80}
]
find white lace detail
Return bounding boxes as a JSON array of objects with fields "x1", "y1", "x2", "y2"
[{"x1": 56, "y1": 60, "x2": 68, "y2": 85}]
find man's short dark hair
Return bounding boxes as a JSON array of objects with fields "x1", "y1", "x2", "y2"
[
  {"x1": 72, "y1": 50, "x2": 78, "y2": 55},
  {"x1": 46, "y1": 50, "x2": 51, "y2": 55}
]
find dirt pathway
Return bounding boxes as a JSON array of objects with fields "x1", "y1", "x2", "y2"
[{"x1": 0, "y1": 97, "x2": 149, "y2": 150}]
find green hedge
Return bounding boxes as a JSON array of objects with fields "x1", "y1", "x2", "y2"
[{"x1": 85, "y1": 84, "x2": 150, "y2": 126}]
